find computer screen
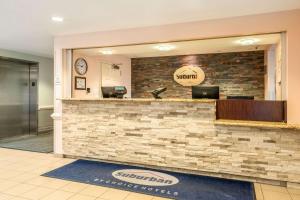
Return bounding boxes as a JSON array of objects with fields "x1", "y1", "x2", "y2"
[{"x1": 192, "y1": 86, "x2": 219, "y2": 99}]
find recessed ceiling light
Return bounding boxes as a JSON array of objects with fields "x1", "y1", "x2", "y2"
[
  {"x1": 51, "y1": 16, "x2": 64, "y2": 22},
  {"x1": 100, "y1": 50, "x2": 113, "y2": 55},
  {"x1": 153, "y1": 44, "x2": 176, "y2": 51},
  {"x1": 236, "y1": 38, "x2": 260, "y2": 46}
]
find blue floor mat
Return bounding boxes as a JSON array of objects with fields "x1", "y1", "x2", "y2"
[{"x1": 43, "y1": 159, "x2": 254, "y2": 200}]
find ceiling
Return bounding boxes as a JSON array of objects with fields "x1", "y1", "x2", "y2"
[
  {"x1": 0, "y1": 0, "x2": 299, "y2": 58},
  {"x1": 75, "y1": 33, "x2": 281, "y2": 58}
]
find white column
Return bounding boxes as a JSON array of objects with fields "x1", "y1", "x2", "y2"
[{"x1": 52, "y1": 48, "x2": 63, "y2": 155}]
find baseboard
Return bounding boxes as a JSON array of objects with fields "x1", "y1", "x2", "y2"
[
  {"x1": 38, "y1": 126, "x2": 53, "y2": 134},
  {"x1": 53, "y1": 153, "x2": 64, "y2": 158},
  {"x1": 287, "y1": 182, "x2": 300, "y2": 189}
]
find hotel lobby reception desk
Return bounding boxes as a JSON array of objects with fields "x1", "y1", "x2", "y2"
[{"x1": 61, "y1": 99, "x2": 300, "y2": 185}]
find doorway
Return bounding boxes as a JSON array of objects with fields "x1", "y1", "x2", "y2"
[{"x1": 0, "y1": 57, "x2": 52, "y2": 152}]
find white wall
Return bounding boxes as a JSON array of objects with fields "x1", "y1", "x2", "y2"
[
  {"x1": 276, "y1": 34, "x2": 286, "y2": 101},
  {"x1": 0, "y1": 48, "x2": 54, "y2": 132},
  {"x1": 72, "y1": 52, "x2": 131, "y2": 98},
  {"x1": 97, "y1": 55, "x2": 131, "y2": 98},
  {"x1": 264, "y1": 40, "x2": 286, "y2": 101},
  {"x1": 265, "y1": 45, "x2": 276, "y2": 100}
]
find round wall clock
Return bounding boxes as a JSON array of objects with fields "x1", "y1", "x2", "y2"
[{"x1": 74, "y1": 58, "x2": 88, "y2": 75}]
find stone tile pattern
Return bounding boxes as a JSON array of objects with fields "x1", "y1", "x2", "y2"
[
  {"x1": 131, "y1": 51, "x2": 265, "y2": 99},
  {"x1": 62, "y1": 100, "x2": 300, "y2": 184}
]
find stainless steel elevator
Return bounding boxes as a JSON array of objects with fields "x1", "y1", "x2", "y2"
[{"x1": 0, "y1": 57, "x2": 38, "y2": 139}]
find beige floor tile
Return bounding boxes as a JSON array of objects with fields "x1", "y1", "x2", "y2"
[
  {"x1": 100, "y1": 188, "x2": 130, "y2": 200},
  {"x1": 125, "y1": 192, "x2": 154, "y2": 200},
  {"x1": 61, "y1": 181, "x2": 89, "y2": 193},
  {"x1": 254, "y1": 183, "x2": 264, "y2": 200},
  {"x1": 3, "y1": 183, "x2": 36, "y2": 196},
  {"x1": 10, "y1": 197, "x2": 30, "y2": 200},
  {"x1": 261, "y1": 184, "x2": 289, "y2": 193},
  {"x1": 0, "y1": 180, "x2": 19, "y2": 192},
  {"x1": 0, "y1": 164, "x2": 17, "y2": 170},
  {"x1": 69, "y1": 194, "x2": 97, "y2": 200},
  {"x1": 13, "y1": 173, "x2": 38, "y2": 183},
  {"x1": 12, "y1": 164, "x2": 39, "y2": 172},
  {"x1": 25, "y1": 176, "x2": 52, "y2": 186},
  {"x1": 56, "y1": 158, "x2": 76, "y2": 165},
  {"x1": 0, "y1": 193, "x2": 15, "y2": 200},
  {"x1": 263, "y1": 190, "x2": 292, "y2": 200},
  {"x1": 0, "y1": 170, "x2": 23, "y2": 179},
  {"x1": 40, "y1": 190, "x2": 74, "y2": 200},
  {"x1": 6, "y1": 163, "x2": 30, "y2": 169},
  {"x1": 152, "y1": 197, "x2": 171, "y2": 200},
  {"x1": 22, "y1": 186, "x2": 54, "y2": 200},
  {"x1": 290, "y1": 193, "x2": 300, "y2": 200},
  {"x1": 0, "y1": 161, "x2": 15, "y2": 169},
  {"x1": 41, "y1": 178, "x2": 70, "y2": 189},
  {"x1": 32, "y1": 166, "x2": 54, "y2": 175},
  {"x1": 80, "y1": 185, "x2": 109, "y2": 197},
  {"x1": 289, "y1": 188, "x2": 300, "y2": 195}
]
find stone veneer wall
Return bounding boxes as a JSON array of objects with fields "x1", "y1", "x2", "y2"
[
  {"x1": 131, "y1": 51, "x2": 265, "y2": 99},
  {"x1": 62, "y1": 100, "x2": 300, "y2": 184}
]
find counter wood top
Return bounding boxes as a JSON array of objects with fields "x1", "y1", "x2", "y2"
[
  {"x1": 215, "y1": 119, "x2": 300, "y2": 130},
  {"x1": 60, "y1": 98, "x2": 216, "y2": 103}
]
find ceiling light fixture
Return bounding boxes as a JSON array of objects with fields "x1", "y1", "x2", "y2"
[
  {"x1": 236, "y1": 38, "x2": 260, "y2": 46},
  {"x1": 100, "y1": 50, "x2": 113, "y2": 55},
  {"x1": 51, "y1": 16, "x2": 64, "y2": 22},
  {"x1": 153, "y1": 44, "x2": 176, "y2": 51}
]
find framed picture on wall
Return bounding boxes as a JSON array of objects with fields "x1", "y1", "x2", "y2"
[{"x1": 75, "y1": 76, "x2": 86, "y2": 90}]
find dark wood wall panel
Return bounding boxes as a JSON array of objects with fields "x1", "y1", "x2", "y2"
[{"x1": 217, "y1": 100, "x2": 287, "y2": 122}]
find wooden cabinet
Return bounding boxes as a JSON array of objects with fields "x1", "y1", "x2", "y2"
[{"x1": 216, "y1": 100, "x2": 287, "y2": 122}]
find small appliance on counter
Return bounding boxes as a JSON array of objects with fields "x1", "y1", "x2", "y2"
[
  {"x1": 102, "y1": 86, "x2": 127, "y2": 99},
  {"x1": 151, "y1": 87, "x2": 167, "y2": 99}
]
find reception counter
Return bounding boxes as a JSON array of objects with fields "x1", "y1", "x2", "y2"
[{"x1": 61, "y1": 98, "x2": 300, "y2": 185}]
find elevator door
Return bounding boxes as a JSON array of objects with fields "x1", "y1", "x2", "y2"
[{"x1": 0, "y1": 59, "x2": 38, "y2": 139}]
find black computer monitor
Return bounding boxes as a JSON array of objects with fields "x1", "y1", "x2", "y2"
[{"x1": 192, "y1": 86, "x2": 219, "y2": 99}]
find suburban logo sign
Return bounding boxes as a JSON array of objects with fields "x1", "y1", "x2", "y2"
[
  {"x1": 112, "y1": 169, "x2": 179, "y2": 186},
  {"x1": 174, "y1": 65, "x2": 205, "y2": 86}
]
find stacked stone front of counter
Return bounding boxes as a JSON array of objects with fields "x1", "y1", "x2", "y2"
[
  {"x1": 62, "y1": 100, "x2": 300, "y2": 184},
  {"x1": 131, "y1": 51, "x2": 265, "y2": 99}
]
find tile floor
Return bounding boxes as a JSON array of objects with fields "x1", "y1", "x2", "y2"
[{"x1": 0, "y1": 148, "x2": 299, "y2": 200}]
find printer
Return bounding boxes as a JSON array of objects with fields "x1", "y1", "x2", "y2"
[{"x1": 102, "y1": 86, "x2": 127, "y2": 99}]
